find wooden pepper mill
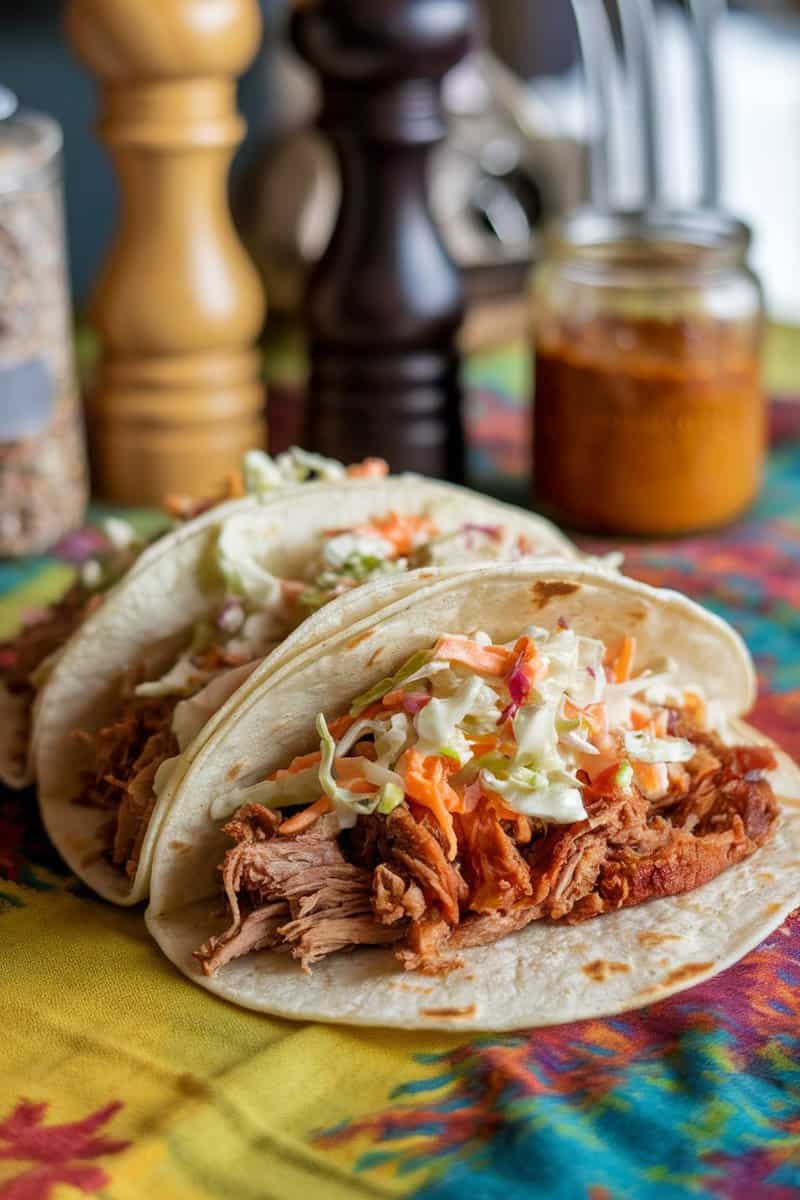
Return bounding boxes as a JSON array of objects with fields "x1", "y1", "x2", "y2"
[
  {"x1": 65, "y1": 0, "x2": 267, "y2": 504},
  {"x1": 292, "y1": 0, "x2": 473, "y2": 481}
]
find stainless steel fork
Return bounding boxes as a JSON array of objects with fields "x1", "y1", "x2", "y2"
[{"x1": 571, "y1": 0, "x2": 726, "y2": 210}]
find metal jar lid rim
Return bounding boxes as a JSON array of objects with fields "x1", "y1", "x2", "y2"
[{"x1": 546, "y1": 206, "x2": 752, "y2": 263}]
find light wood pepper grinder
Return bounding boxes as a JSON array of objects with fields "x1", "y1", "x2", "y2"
[{"x1": 65, "y1": 0, "x2": 267, "y2": 503}]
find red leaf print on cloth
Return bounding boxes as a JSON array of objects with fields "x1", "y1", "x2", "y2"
[{"x1": 0, "y1": 1099, "x2": 129, "y2": 1200}]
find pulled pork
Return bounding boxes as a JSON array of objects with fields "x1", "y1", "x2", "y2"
[
  {"x1": 195, "y1": 808, "x2": 402, "y2": 975},
  {"x1": 196, "y1": 727, "x2": 780, "y2": 977},
  {"x1": 1, "y1": 585, "x2": 94, "y2": 771},
  {"x1": 75, "y1": 692, "x2": 179, "y2": 879}
]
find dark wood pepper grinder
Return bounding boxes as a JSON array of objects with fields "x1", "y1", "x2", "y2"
[{"x1": 291, "y1": 0, "x2": 473, "y2": 480}]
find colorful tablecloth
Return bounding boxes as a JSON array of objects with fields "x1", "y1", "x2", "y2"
[{"x1": 2, "y1": 375, "x2": 799, "y2": 1200}]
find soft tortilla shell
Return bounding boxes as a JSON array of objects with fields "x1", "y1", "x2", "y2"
[
  {"x1": 35, "y1": 478, "x2": 575, "y2": 905},
  {"x1": 143, "y1": 564, "x2": 790, "y2": 1029}
]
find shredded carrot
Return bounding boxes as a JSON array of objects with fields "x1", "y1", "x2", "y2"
[
  {"x1": 327, "y1": 714, "x2": 355, "y2": 739},
  {"x1": 382, "y1": 689, "x2": 408, "y2": 709},
  {"x1": 433, "y1": 635, "x2": 514, "y2": 677},
  {"x1": 629, "y1": 706, "x2": 651, "y2": 731},
  {"x1": 683, "y1": 689, "x2": 707, "y2": 729},
  {"x1": 510, "y1": 634, "x2": 540, "y2": 675},
  {"x1": 162, "y1": 493, "x2": 197, "y2": 520},
  {"x1": 278, "y1": 796, "x2": 332, "y2": 836},
  {"x1": 336, "y1": 758, "x2": 379, "y2": 789},
  {"x1": 611, "y1": 636, "x2": 637, "y2": 683},
  {"x1": 269, "y1": 750, "x2": 321, "y2": 782},
  {"x1": 356, "y1": 512, "x2": 439, "y2": 557},
  {"x1": 481, "y1": 787, "x2": 531, "y2": 833},
  {"x1": 345, "y1": 458, "x2": 389, "y2": 479},
  {"x1": 633, "y1": 761, "x2": 668, "y2": 798},
  {"x1": 468, "y1": 734, "x2": 516, "y2": 760},
  {"x1": 225, "y1": 468, "x2": 245, "y2": 499},
  {"x1": 652, "y1": 709, "x2": 669, "y2": 737},
  {"x1": 281, "y1": 579, "x2": 307, "y2": 601},
  {"x1": 563, "y1": 699, "x2": 608, "y2": 739},
  {"x1": 401, "y1": 749, "x2": 462, "y2": 859}
]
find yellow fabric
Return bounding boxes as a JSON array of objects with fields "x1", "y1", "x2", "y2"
[{"x1": 1, "y1": 874, "x2": 453, "y2": 1198}]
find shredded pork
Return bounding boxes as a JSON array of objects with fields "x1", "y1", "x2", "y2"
[
  {"x1": 75, "y1": 693, "x2": 179, "y2": 879},
  {"x1": 195, "y1": 725, "x2": 780, "y2": 977},
  {"x1": 1, "y1": 585, "x2": 93, "y2": 772}
]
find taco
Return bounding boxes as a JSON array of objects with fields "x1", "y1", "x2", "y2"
[
  {"x1": 0, "y1": 449, "x2": 393, "y2": 790},
  {"x1": 0, "y1": 516, "x2": 165, "y2": 791},
  {"x1": 144, "y1": 562, "x2": 800, "y2": 1031},
  {"x1": 35, "y1": 473, "x2": 579, "y2": 906}
]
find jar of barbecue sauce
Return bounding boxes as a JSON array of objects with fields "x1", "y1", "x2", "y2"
[{"x1": 532, "y1": 210, "x2": 765, "y2": 536}]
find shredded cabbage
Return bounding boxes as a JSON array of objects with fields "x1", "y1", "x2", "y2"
[
  {"x1": 317, "y1": 714, "x2": 382, "y2": 828},
  {"x1": 350, "y1": 650, "x2": 433, "y2": 716},
  {"x1": 513, "y1": 703, "x2": 563, "y2": 772},
  {"x1": 213, "y1": 516, "x2": 283, "y2": 607},
  {"x1": 209, "y1": 766, "x2": 322, "y2": 822},
  {"x1": 481, "y1": 766, "x2": 585, "y2": 823},
  {"x1": 414, "y1": 677, "x2": 485, "y2": 763},
  {"x1": 623, "y1": 731, "x2": 695, "y2": 763},
  {"x1": 242, "y1": 449, "x2": 286, "y2": 497},
  {"x1": 135, "y1": 656, "x2": 210, "y2": 699},
  {"x1": 242, "y1": 446, "x2": 347, "y2": 497},
  {"x1": 334, "y1": 712, "x2": 410, "y2": 767},
  {"x1": 323, "y1": 532, "x2": 393, "y2": 571}
]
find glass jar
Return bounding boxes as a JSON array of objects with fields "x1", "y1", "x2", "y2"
[
  {"x1": 532, "y1": 209, "x2": 765, "y2": 536},
  {"x1": 0, "y1": 89, "x2": 88, "y2": 556}
]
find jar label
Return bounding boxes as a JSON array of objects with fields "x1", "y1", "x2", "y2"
[{"x1": 0, "y1": 356, "x2": 54, "y2": 442}]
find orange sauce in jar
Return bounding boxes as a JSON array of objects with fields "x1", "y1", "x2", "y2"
[{"x1": 532, "y1": 211, "x2": 765, "y2": 536}]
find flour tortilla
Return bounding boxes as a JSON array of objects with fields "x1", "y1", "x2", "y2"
[
  {"x1": 34, "y1": 477, "x2": 577, "y2": 905},
  {"x1": 145, "y1": 562, "x2": 799, "y2": 1030}
]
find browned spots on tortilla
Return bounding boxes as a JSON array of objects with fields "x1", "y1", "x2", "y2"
[
  {"x1": 531, "y1": 580, "x2": 580, "y2": 609},
  {"x1": 777, "y1": 794, "x2": 800, "y2": 809},
  {"x1": 630, "y1": 985, "x2": 663, "y2": 1004},
  {"x1": 420, "y1": 1004, "x2": 478, "y2": 1020},
  {"x1": 765, "y1": 902, "x2": 783, "y2": 917},
  {"x1": 168, "y1": 840, "x2": 191, "y2": 856},
  {"x1": 225, "y1": 761, "x2": 244, "y2": 782},
  {"x1": 662, "y1": 961, "x2": 714, "y2": 987},
  {"x1": 346, "y1": 630, "x2": 373, "y2": 650},
  {"x1": 582, "y1": 959, "x2": 630, "y2": 983},
  {"x1": 756, "y1": 871, "x2": 776, "y2": 882},
  {"x1": 367, "y1": 647, "x2": 384, "y2": 667},
  {"x1": 625, "y1": 606, "x2": 647, "y2": 625},
  {"x1": 637, "y1": 931, "x2": 683, "y2": 949}
]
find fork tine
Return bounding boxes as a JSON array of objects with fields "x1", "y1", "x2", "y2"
[
  {"x1": 686, "y1": 0, "x2": 726, "y2": 207},
  {"x1": 571, "y1": 0, "x2": 617, "y2": 208},
  {"x1": 617, "y1": 0, "x2": 664, "y2": 206}
]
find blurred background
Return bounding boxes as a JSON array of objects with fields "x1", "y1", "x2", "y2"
[{"x1": 3, "y1": 0, "x2": 800, "y2": 338}]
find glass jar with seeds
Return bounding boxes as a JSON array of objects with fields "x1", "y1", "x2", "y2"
[{"x1": 0, "y1": 88, "x2": 88, "y2": 556}]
